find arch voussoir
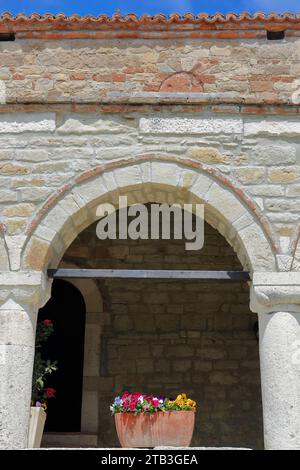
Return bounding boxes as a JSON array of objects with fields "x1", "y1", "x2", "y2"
[{"x1": 21, "y1": 155, "x2": 278, "y2": 273}]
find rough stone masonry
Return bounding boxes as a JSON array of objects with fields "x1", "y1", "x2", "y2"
[{"x1": 0, "y1": 12, "x2": 300, "y2": 450}]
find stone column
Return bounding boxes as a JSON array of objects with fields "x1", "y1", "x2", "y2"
[
  {"x1": 250, "y1": 272, "x2": 300, "y2": 450},
  {"x1": 0, "y1": 272, "x2": 51, "y2": 449}
]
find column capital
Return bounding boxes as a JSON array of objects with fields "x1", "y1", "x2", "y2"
[
  {"x1": 0, "y1": 271, "x2": 52, "y2": 311},
  {"x1": 250, "y1": 272, "x2": 300, "y2": 314}
]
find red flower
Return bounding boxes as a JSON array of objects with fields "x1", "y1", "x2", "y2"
[
  {"x1": 129, "y1": 402, "x2": 136, "y2": 412},
  {"x1": 43, "y1": 319, "x2": 52, "y2": 327},
  {"x1": 44, "y1": 387, "x2": 55, "y2": 398}
]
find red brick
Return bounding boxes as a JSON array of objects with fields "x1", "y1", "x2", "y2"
[
  {"x1": 143, "y1": 84, "x2": 160, "y2": 92},
  {"x1": 200, "y1": 75, "x2": 216, "y2": 84},
  {"x1": 270, "y1": 76, "x2": 294, "y2": 83},
  {"x1": 111, "y1": 73, "x2": 126, "y2": 82},
  {"x1": 70, "y1": 72, "x2": 86, "y2": 80},
  {"x1": 124, "y1": 68, "x2": 144, "y2": 74},
  {"x1": 92, "y1": 73, "x2": 126, "y2": 82},
  {"x1": 12, "y1": 73, "x2": 25, "y2": 80}
]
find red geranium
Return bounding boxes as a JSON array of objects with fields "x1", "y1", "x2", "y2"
[
  {"x1": 44, "y1": 387, "x2": 56, "y2": 398},
  {"x1": 43, "y1": 319, "x2": 52, "y2": 327}
]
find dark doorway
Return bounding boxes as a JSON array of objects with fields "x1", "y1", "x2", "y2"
[{"x1": 37, "y1": 279, "x2": 86, "y2": 432}]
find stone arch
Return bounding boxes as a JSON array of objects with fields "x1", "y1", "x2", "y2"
[
  {"x1": 0, "y1": 222, "x2": 10, "y2": 270},
  {"x1": 0, "y1": 234, "x2": 9, "y2": 270},
  {"x1": 21, "y1": 155, "x2": 278, "y2": 273},
  {"x1": 291, "y1": 225, "x2": 300, "y2": 271}
]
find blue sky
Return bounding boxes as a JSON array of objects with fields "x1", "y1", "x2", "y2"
[{"x1": 0, "y1": 1, "x2": 299, "y2": 16}]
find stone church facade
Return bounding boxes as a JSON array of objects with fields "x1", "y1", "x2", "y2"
[{"x1": 0, "y1": 12, "x2": 300, "y2": 449}]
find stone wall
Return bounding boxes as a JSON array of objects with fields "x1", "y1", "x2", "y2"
[
  {"x1": 1, "y1": 37, "x2": 300, "y2": 103},
  {"x1": 0, "y1": 109, "x2": 299, "y2": 272},
  {"x1": 63, "y1": 219, "x2": 263, "y2": 449}
]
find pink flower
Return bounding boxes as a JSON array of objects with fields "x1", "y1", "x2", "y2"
[{"x1": 152, "y1": 398, "x2": 159, "y2": 408}]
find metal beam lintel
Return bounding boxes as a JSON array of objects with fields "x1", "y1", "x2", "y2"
[{"x1": 47, "y1": 269, "x2": 250, "y2": 281}]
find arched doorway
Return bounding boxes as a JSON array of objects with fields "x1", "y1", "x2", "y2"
[
  {"x1": 22, "y1": 157, "x2": 277, "y2": 448},
  {"x1": 37, "y1": 279, "x2": 86, "y2": 432}
]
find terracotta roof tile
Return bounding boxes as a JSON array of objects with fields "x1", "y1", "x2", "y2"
[{"x1": 0, "y1": 12, "x2": 299, "y2": 37}]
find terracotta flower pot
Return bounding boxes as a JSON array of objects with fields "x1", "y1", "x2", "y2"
[{"x1": 115, "y1": 411, "x2": 195, "y2": 448}]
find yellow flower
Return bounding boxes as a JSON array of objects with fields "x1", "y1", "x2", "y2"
[
  {"x1": 175, "y1": 394, "x2": 186, "y2": 404},
  {"x1": 187, "y1": 399, "x2": 196, "y2": 408},
  {"x1": 168, "y1": 393, "x2": 197, "y2": 410}
]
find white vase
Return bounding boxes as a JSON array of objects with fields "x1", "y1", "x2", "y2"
[{"x1": 28, "y1": 406, "x2": 47, "y2": 448}]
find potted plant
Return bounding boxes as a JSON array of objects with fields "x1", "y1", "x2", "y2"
[
  {"x1": 111, "y1": 392, "x2": 196, "y2": 448},
  {"x1": 28, "y1": 319, "x2": 58, "y2": 448}
]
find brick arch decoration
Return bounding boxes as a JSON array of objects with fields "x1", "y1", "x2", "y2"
[
  {"x1": 159, "y1": 72, "x2": 203, "y2": 93},
  {"x1": 21, "y1": 154, "x2": 278, "y2": 273}
]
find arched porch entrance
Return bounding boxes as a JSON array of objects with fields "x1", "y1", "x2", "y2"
[
  {"x1": 2, "y1": 156, "x2": 300, "y2": 450},
  {"x1": 41, "y1": 215, "x2": 262, "y2": 448},
  {"x1": 22, "y1": 156, "x2": 275, "y2": 448}
]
